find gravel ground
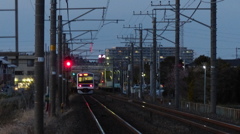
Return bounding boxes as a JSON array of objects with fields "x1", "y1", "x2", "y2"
[
  {"x1": 45, "y1": 94, "x2": 99, "y2": 134},
  {"x1": 45, "y1": 92, "x2": 240, "y2": 134},
  {"x1": 1, "y1": 91, "x2": 239, "y2": 134},
  {"x1": 43, "y1": 93, "x2": 206, "y2": 134}
]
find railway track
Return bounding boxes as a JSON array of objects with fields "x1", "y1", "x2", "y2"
[
  {"x1": 82, "y1": 95, "x2": 142, "y2": 134},
  {"x1": 104, "y1": 94, "x2": 240, "y2": 134},
  {"x1": 45, "y1": 92, "x2": 239, "y2": 133}
]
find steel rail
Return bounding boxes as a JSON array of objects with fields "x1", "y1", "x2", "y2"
[
  {"x1": 82, "y1": 96, "x2": 105, "y2": 134},
  {"x1": 90, "y1": 96, "x2": 142, "y2": 134},
  {"x1": 106, "y1": 95, "x2": 236, "y2": 133},
  {"x1": 133, "y1": 99, "x2": 240, "y2": 132}
]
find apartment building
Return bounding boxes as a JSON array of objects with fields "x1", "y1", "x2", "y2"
[
  {"x1": 105, "y1": 46, "x2": 194, "y2": 64},
  {"x1": 8, "y1": 52, "x2": 34, "y2": 90},
  {"x1": 0, "y1": 57, "x2": 16, "y2": 86}
]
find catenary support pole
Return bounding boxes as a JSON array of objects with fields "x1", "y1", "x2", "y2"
[
  {"x1": 131, "y1": 42, "x2": 134, "y2": 98},
  {"x1": 50, "y1": 0, "x2": 57, "y2": 116},
  {"x1": 15, "y1": 0, "x2": 19, "y2": 66},
  {"x1": 152, "y1": 16, "x2": 157, "y2": 102},
  {"x1": 210, "y1": 0, "x2": 217, "y2": 114},
  {"x1": 34, "y1": 0, "x2": 45, "y2": 133},
  {"x1": 139, "y1": 28, "x2": 143, "y2": 99},
  {"x1": 175, "y1": 0, "x2": 180, "y2": 109},
  {"x1": 62, "y1": 34, "x2": 66, "y2": 109},
  {"x1": 57, "y1": 15, "x2": 63, "y2": 111}
]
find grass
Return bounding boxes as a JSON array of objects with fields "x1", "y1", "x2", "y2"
[
  {"x1": 0, "y1": 89, "x2": 35, "y2": 134},
  {"x1": 0, "y1": 109, "x2": 34, "y2": 134}
]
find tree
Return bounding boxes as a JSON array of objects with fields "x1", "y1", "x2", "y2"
[
  {"x1": 160, "y1": 56, "x2": 175, "y2": 85},
  {"x1": 193, "y1": 55, "x2": 210, "y2": 66},
  {"x1": 143, "y1": 63, "x2": 150, "y2": 85},
  {"x1": 216, "y1": 59, "x2": 240, "y2": 104},
  {"x1": 160, "y1": 56, "x2": 188, "y2": 99},
  {"x1": 186, "y1": 56, "x2": 240, "y2": 104}
]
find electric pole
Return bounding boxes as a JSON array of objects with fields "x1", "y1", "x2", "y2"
[
  {"x1": 117, "y1": 34, "x2": 135, "y2": 98},
  {"x1": 62, "y1": 33, "x2": 66, "y2": 110},
  {"x1": 152, "y1": 16, "x2": 157, "y2": 103},
  {"x1": 50, "y1": 0, "x2": 57, "y2": 116},
  {"x1": 131, "y1": 41, "x2": 134, "y2": 98},
  {"x1": 139, "y1": 28, "x2": 143, "y2": 100},
  {"x1": 175, "y1": 0, "x2": 180, "y2": 109},
  {"x1": 210, "y1": 0, "x2": 217, "y2": 114},
  {"x1": 57, "y1": 15, "x2": 63, "y2": 111},
  {"x1": 34, "y1": 0, "x2": 44, "y2": 133},
  {"x1": 15, "y1": 0, "x2": 19, "y2": 66}
]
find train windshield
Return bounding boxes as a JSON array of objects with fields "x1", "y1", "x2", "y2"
[{"x1": 78, "y1": 73, "x2": 93, "y2": 83}]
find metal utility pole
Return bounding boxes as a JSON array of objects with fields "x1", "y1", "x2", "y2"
[
  {"x1": 57, "y1": 15, "x2": 63, "y2": 111},
  {"x1": 127, "y1": 45, "x2": 131, "y2": 97},
  {"x1": 236, "y1": 48, "x2": 240, "y2": 59},
  {"x1": 151, "y1": 1, "x2": 212, "y2": 108},
  {"x1": 112, "y1": 58, "x2": 115, "y2": 93},
  {"x1": 139, "y1": 28, "x2": 143, "y2": 100},
  {"x1": 131, "y1": 42, "x2": 134, "y2": 98},
  {"x1": 152, "y1": 17, "x2": 157, "y2": 102},
  {"x1": 62, "y1": 34, "x2": 70, "y2": 107},
  {"x1": 0, "y1": 0, "x2": 19, "y2": 65},
  {"x1": 62, "y1": 33, "x2": 66, "y2": 109},
  {"x1": 175, "y1": 0, "x2": 180, "y2": 109},
  {"x1": 50, "y1": 0, "x2": 57, "y2": 116},
  {"x1": 34, "y1": 0, "x2": 44, "y2": 133},
  {"x1": 210, "y1": 0, "x2": 217, "y2": 114},
  {"x1": 15, "y1": 0, "x2": 19, "y2": 65}
]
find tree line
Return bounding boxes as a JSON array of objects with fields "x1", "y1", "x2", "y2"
[{"x1": 134, "y1": 55, "x2": 240, "y2": 105}]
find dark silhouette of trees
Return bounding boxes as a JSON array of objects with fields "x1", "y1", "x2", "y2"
[
  {"x1": 187, "y1": 56, "x2": 240, "y2": 104},
  {"x1": 131, "y1": 54, "x2": 240, "y2": 104},
  {"x1": 216, "y1": 59, "x2": 240, "y2": 104},
  {"x1": 160, "y1": 56, "x2": 188, "y2": 99},
  {"x1": 159, "y1": 55, "x2": 240, "y2": 104}
]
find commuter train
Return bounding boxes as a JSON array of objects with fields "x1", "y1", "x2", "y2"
[
  {"x1": 98, "y1": 69, "x2": 120, "y2": 91},
  {"x1": 76, "y1": 72, "x2": 95, "y2": 94}
]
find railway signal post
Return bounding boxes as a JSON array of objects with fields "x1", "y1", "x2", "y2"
[{"x1": 63, "y1": 56, "x2": 72, "y2": 107}]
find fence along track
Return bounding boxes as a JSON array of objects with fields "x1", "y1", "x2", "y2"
[
  {"x1": 106, "y1": 95, "x2": 240, "y2": 134},
  {"x1": 132, "y1": 99, "x2": 240, "y2": 133}
]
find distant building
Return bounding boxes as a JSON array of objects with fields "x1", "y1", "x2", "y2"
[
  {"x1": 0, "y1": 57, "x2": 16, "y2": 93},
  {"x1": 7, "y1": 52, "x2": 35, "y2": 90},
  {"x1": 224, "y1": 59, "x2": 240, "y2": 68},
  {"x1": 105, "y1": 46, "x2": 194, "y2": 64}
]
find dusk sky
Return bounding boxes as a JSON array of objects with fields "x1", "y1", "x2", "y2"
[{"x1": 0, "y1": 0, "x2": 240, "y2": 59}]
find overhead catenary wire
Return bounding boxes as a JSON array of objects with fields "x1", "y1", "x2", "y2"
[
  {"x1": 91, "y1": 0, "x2": 110, "y2": 43},
  {"x1": 63, "y1": 0, "x2": 111, "y2": 57},
  {"x1": 65, "y1": 0, "x2": 73, "y2": 54}
]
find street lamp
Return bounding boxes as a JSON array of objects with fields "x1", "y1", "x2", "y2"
[{"x1": 203, "y1": 65, "x2": 207, "y2": 104}]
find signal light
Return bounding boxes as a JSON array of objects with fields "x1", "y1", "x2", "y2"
[
  {"x1": 66, "y1": 61, "x2": 71, "y2": 67},
  {"x1": 64, "y1": 56, "x2": 72, "y2": 70}
]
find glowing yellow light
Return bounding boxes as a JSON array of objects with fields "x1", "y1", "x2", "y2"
[{"x1": 27, "y1": 78, "x2": 31, "y2": 82}]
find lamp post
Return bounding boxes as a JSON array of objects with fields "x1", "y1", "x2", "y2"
[{"x1": 203, "y1": 65, "x2": 207, "y2": 104}]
